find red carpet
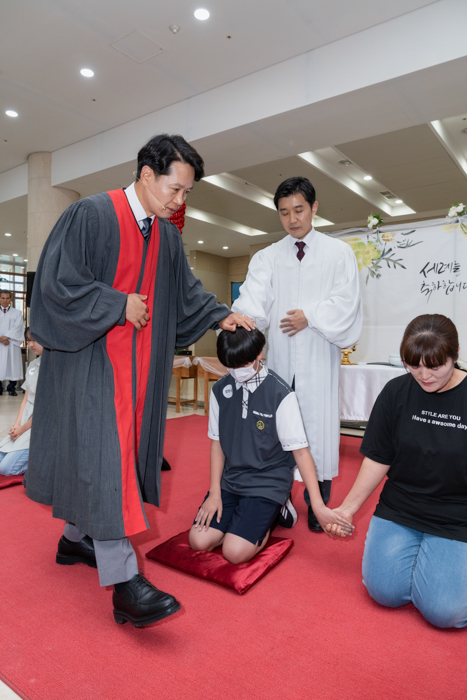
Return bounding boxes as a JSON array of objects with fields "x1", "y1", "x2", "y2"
[{"x1": 0, "y1": 415, "x2": 466, "y2": 700}]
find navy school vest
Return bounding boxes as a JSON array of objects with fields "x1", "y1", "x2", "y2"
[{"x1": 212, "y1": 370, "x2": 295, "y2": 505}]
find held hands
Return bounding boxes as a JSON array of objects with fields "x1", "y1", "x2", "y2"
[
  {"x1": 280, "y1": 309, "x2": 308, "y2": 336},
  {"x1": 126, "y1": 293, "x2": 150, "y2": 331},
  {"x1": 314, "y1": 505, "x2": 354, "y2": 538},
  {"x1": 324, "y1": 507, "x2": 354, "y2": 538},
  {"x1": 9, "y1": 425, "x2": 24, "y2": 441},
  {"x1": 219, "y1": 313, "x2": 256, "y2": 332},
  {"x1": 194, "y1": 493, "x2": 223, "y2": 532}
]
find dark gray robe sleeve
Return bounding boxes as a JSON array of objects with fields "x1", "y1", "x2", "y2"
[
  {"x1": 30, "y1": 196, "x2": 128, "y2": 352},
  {"x1": 163, "y1": 221, "x2": 231, "y2": 348}
]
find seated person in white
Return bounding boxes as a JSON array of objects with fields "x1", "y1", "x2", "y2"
[
  {"x1": 189, "y1": 328, "x2": 352, "y2": 564},
  {"x1": 0, "y1": 328, "x2": 43, "y2": 476}
]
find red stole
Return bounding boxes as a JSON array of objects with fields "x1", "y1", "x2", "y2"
[{"x1": 106, "y1": 189, "x2": 160, "y2": 536}]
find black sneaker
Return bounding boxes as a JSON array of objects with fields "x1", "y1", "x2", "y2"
[{"x1": 276, "y1": 498, "x2": 298, "y2": 528}]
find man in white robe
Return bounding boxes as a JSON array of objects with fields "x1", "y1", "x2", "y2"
[
  {"x1": 0, "y1": 290, "x2": 24, "y2": 396},
  {"x1": 232, "y1": 177, "x2": 362, "y2": 531}
]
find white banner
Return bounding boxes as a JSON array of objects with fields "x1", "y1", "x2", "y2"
[{"x1": 331, "y1": 216, "x2": 467, "y2": 364}]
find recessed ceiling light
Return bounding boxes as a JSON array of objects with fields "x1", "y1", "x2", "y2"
[
  {"x1": 198, "y1": 240, "x2": 204, "y2": 244},
  {"x1": 338, "y1": 159, "x2": 352, "y2": 167},
  {"x1": 5, "y1": 110, "x2": 18, "y2": 118},
  {"x1": 12, "y1": 253, "x2": 18, "y2": 257},
  {"x1": 24, "y1": 259, "x2": 28, "y2": 262},
  {"x1": 4, "y1": 233, "x2": 11, "y2": 237},
  {"x1": 363, "y1": 175, "x2": 372, "y2": 181},
  {"x1": 169, "y1": 24, "x2": 180, "y2": 33},
  {"x1": 80, "y1": 68, "x2": 94, "y2": 78},
  {"x1": 194, "y1": 8, "x2": 210, "y2": 20},
  {"x1": 223, "y1": 246, "x2": 228, "y2": 249},
  {"x1": 395, "y1": 199, "x2": 403, "y2": 204}
]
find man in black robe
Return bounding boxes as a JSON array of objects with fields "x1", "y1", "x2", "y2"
[{"x1": 27, "y1": 134, "x2": 254, "y2": 627}]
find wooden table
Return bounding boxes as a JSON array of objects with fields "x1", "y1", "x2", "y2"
[
  {"x1": 194, "y1": 357, "x2": 229, "y2": 415},
  {"x1": 168, "y1": 358, "x2": 198, "y2": 413}
]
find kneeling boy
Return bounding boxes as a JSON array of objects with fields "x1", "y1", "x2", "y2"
[{"x1": 189, "y1": 329, "x2": 352, "y2": 564}]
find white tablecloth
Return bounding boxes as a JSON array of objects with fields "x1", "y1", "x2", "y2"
[
  {"x1": 192, "y1": 357, "x2": 228, "y2": 377},
  {"x1": 340, "y1": 364, "x2": 406, "y2": 421},
  {"x1": 173, "y1": 356, "x2": 193, "y2": 369}
]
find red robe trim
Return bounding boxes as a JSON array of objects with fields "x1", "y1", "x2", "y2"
[{"x1": 106, "y1": 189, "x2": 160, "y2": 536}]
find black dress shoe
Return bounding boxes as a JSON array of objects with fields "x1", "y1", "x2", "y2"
[
  {"x1": 8, "y1": 390, "x2": 17, "y2": 396},
  {"x1": 161, "y1": 457, "x2": 171, "y2": 471},
  {"x1": 56, "y1": 535, "x2": 97, "y2": 568},
  {"x1": 113, "y1": 574, "x2": 181, "y2": 627},
  {"x1": 307, "y1": 506, "x2": 324, "y2": 532}
]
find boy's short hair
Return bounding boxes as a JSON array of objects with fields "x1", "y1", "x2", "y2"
[{"x1": 217, "y1": 328, "x2": 266, "y2": 369}]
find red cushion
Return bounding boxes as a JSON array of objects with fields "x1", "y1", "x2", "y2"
[
  {"x1": 0, "y1": 474, "x2": 24, "y2": 489},
  {"x1": 146, "y1": 530, "x2": 294, "y2": 595}
]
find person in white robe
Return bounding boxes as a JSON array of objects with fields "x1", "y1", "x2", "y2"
[
  {"x1": 232, "y1": 177, "x2": 362, "y2": 531},
  {"x1": 0, "y1": 290, "x2": 24, "y2": 396}
]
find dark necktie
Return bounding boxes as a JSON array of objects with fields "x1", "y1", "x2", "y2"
[
  {"x1": 295, "y1": 241, "x2": 306, "y2": 261},
  {"x1": 140, "y1": 217, "x2": 153, "y2": 241}
]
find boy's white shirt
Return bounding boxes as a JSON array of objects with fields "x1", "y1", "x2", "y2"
[{"x1": 208, "y1": 366, "x2": 308, "y2": 452}]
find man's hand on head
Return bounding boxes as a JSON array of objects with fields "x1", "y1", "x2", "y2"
[
  {"x1": 280, "y1": 309, "x2": 308, "y2": 336},
  {"x1": 126, "y1": 293, "x2": 150, "y2": 331},
  {"x1": 218, "y1": 313, "x2": 256, "y2": 332}
]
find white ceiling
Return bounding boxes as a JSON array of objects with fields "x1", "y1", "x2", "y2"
[{"x1": 1, "y1": 0, "x2": 467, "y2": 261}]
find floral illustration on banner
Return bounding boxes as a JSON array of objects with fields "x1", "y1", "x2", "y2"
[
  {"x1": 345, "y1": 213, "x2": 420, "y2": 284},
  {"x1": 447, "y1": 202, "x2": 467, "y2": 236}
]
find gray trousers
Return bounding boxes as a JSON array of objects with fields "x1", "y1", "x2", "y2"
[{"x1": 64, "y1": 523, "x2": 139, "y2": 587}]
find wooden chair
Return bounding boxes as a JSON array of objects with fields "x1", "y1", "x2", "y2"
[{"x1": 168, "y1": 359, "x2": 198, "y2": 413}]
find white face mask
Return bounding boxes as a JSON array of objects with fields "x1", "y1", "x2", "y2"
[{"x1": 228, "y1": 362, "x2": 258, "y2": 384}]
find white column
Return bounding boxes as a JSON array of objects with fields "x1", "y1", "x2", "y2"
[{"x1": 27, "y1": 152, "x2": 79, "y2": 271}]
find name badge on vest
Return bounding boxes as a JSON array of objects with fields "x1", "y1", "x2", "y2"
[{"x1": 223, "y1": 385, "x2": 233, "y2": 399}]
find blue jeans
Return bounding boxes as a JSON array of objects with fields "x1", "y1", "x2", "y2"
[
  {"x1": 362, "y1": 516, "x2": 467, "y2": 629},
  {"x1": 0, "y1": 449, "x2": 29, "y2": 476}
]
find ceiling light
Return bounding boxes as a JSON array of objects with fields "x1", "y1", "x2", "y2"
[
  {"x1": 12, "y1": 254, "x2": 18, "y2": 257},
  {"x1": 169, "y1": 24, "x2": 180, "y2": 33},
  {"x1": 223, "y1": 246, "x2": 228, "y2": 249},
  {"x1": 4, "y1": 233, "x2": 11, "y2": 237},
  {"x1": 363, "y1": 175, "x2": 372, "y2": 181},
  {"x1": 198, "y1": 240, "x2": 204, "y2": 244},
  {"x1": 338, "y1": 159, "x2": 352, "y2": 167},
  {"x1": 24, "y1": 259, "x2": 28, "y2": 262},
  {"x1": 194, "y1": 8, "x2": 210, "y2": 20},
  {"x1": 80, "y1": 68, "x2": 94, "y2": 78},
  {"x1": 5, "y1": 110, "x2": 18, "y2": 118},
  {"x1": 395, "y1": 199, "x2": 403, "y2": 204}
]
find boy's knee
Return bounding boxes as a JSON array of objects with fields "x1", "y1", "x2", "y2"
[
  {"x1": 222, "y1": 540, "x2": 254, "y2": 564},
  {"x1": 188, "y1": 526, "x2": 207, "y2": 552}
]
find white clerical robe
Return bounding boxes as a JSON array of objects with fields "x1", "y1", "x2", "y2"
[
  {"x1": 0, "y1": 306, "x2": 24, "y2": 381},
  {"x1": 232, "y1": 229, "x2": 362, "y2": 481}
]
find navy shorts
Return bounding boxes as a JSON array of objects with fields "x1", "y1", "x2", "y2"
[{"x1": 196, "y1": 490, "x2": 281, "y2": 545}]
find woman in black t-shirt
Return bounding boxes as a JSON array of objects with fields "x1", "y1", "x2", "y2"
[{"x1": 328, "y1": 314, "x2": 467, "y2": 629}]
